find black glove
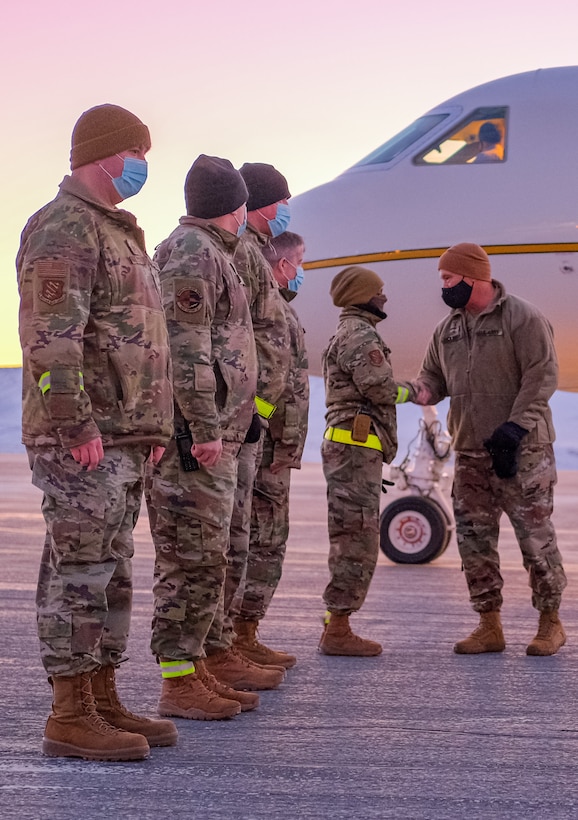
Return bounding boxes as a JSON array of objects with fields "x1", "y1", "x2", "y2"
[
  {"x1": 244, "y1": 413, "x2": 263, "y2": 444},
  {"x1": 483, "y1": 421, "x2": 529, "y2": 479}
]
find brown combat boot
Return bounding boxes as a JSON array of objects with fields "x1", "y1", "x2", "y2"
[
  {"x1": 204, "y1": 647, "x2": 285, "y2": 691},
  {"x1": 454, "y1": 611, "x2": 506, "y2": 654},
  {"x1": 157, "y1": 667, "x2": 241, "y2": 720},
  {"x1": 196, "y1": 660, "x2": 259, "y2": 712},
  {"x1": 318, "y1": 612, "x2": 382, "y2": 657},
  {"x1": 526, "y1": 610, "x2": 567, "y2": 656},
  {"x1": 233, "y1": 618, "x2": 297, "y2": 669},
  {"x1": 92, "y1": 665, "x2": 178, "y2": 746},
  {"x1": 42, "y1": 673, "x2": 150, "y2": 761}
]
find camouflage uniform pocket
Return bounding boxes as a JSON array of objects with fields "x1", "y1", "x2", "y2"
[
  {"x1": 32, "y1": 453, "x2": 107, "y2": 558},
  {"x1": 174, "y1": 517, "x2": 227, "y2": 568},
  {"x1": 517, "y1": 445, "x2": 557, "y2": 495},
  {"x1": 37, "y1": 612, "x2": 72, "y2": 639}
]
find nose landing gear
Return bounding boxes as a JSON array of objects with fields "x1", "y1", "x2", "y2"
[{"x1": 379, "y1": 406, "x2": 454, "y2": 564}]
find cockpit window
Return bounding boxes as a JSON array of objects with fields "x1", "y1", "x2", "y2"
[
  {"x1": 414, "y1": 107, "x2": 508, "y2": 165},
  {"x1": 352, "y1": 114, "x2": 450, "y2": 166}
]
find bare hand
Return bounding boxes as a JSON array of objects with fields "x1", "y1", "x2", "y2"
[
  {"x1": 70, "y1": 437, "x2": 104, "y2": 471},
  {"x1": 414, "y1": 384, "x2": 433, "y2": 406},
  {"x1": 149, "y1": 446, "x2": 166, "y2": 465},
  {"x1": 192, "y1": 439, "x2": 223, "y2": 468}
]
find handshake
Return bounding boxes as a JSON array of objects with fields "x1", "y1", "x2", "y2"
[{"x1": 483, "y1": 421, "x2": 528, "y2": 479}]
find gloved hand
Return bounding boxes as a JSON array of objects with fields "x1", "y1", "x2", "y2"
[
  {"x1": 244, "y1": 413, "x2": 263, "y2": 444},
  {"x1": 483, "y1": 421, "x2": 529, "y2": 479}
]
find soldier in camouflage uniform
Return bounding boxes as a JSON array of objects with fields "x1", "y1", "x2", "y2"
[
  {"x1": 204, "y1": 164, "x2": 294, "y2": 673},
  {"x1": 230, "y1": 231, "x2": 309, "y2": 668},
  {"x1": 147, "y1": 155, "x2": 280, "y2": 721},
  {"x1": 319, "y1": 267, "x2": 412, "y2": 656},
  {"x1": 17, "y1": 104, "x2": 177, "y2": 761},
  {"x1": 412, "y1": 243, "x2": 567, "y2": 656}
]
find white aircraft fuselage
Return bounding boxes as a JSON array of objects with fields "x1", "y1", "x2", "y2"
[{"x1": 290, "y1": 66, "x2": 578, "y2": 391}]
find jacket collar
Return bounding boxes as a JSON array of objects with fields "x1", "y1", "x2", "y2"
[
  {"x1": 339, "y1": 305, "x2": 382, "y2": 327},
  {"x1": 178, "y1": 215, "x2": 240, "y2": 252}
]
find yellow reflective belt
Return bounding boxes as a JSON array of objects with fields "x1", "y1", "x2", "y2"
[
  {"x1": 37, "y1": 370, "x2": 85, "y2": 394},
  {"x1": 396, "y1": 386, "x2": 409, "y2": 404},
  {"x1": 324, "y1": 426, "x2": 383, "y2": 452},
  {"x1": 160, "y1": 660, "x2": 196, "y2": 679},
  {"x1": 255, "y1": 396, "x2": 276, "y2": 419}
]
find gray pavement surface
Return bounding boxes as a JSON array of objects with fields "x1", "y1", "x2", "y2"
[{"x1": 1, "y1": 453, "x2": 578, "y2": 819}]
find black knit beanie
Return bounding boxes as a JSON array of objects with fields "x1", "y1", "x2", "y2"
[
  {"x1": 239, "y1": 163, "x2": 291, "y2": 211},
  {"x1": 185, "y1": 155, "x2": 248, "y2": 218}
]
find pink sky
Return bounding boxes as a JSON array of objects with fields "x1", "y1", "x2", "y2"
[{"x1": 2, "y1": 0, "x2": 578, "y2": 365}]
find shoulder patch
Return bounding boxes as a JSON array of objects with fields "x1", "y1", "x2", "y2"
[
  {"x1": 368, "y1": 349, "x2": 384, "y2": 366},
  {"x1": 176, "y1": 287, "x2": 203, "y2": 314},
  {"x1": 34, "y1": 260, "x2": 69, "y2": 309}
]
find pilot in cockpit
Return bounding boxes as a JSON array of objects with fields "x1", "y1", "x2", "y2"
[{"x1": 472, "y1": 121, "x2": 502, "y2": 163}]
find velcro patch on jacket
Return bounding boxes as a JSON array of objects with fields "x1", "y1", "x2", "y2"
[
  {"x1": 368, "y1": 349, "x2": 384, "y2": 366},
  {"x1": 33, "y1": 260, "x2": 70, "y2": 311},
  {"x1": 175, "y1": 286, "x2": 206, "y2": 322}
]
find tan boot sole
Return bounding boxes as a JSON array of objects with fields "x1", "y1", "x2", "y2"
[
  {"x1": 454, "y1": 639, "x2": 505, "y2": 654},
  {"x1": 318, "y1": 643, "x2": 382, "y2": 657},
  {"x1": 157, "y1": 699, "x2": 240, "y2": 720},
  {"x1": 526, "y1": 633, "x2": 567, "y2": 656},
  {"x1": 42, "y1": 737, "x2": 149, "y2": 761}
]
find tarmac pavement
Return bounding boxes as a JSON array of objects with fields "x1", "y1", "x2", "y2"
[{"x1": 1, "y1": 453, "x2": 578, "y2": 819}]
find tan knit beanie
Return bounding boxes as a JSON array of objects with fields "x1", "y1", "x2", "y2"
[
  {"x1": 70, "y1": 104, "x2": 151, "y2": 170},
  {"x1": 438, "y1": 242, "x2": 492, "y2": 282},
  {"x1": 330, "y1": 266, "x2": 384, "y2": 307}
]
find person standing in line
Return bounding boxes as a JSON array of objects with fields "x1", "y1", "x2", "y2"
[
  {"x1": 231, "y1": 231, "x2": 309, "y2": 668},
  {"x1": 17, "y1": 104, "x2": 177, "y2": 761},
  {"x1": 147, "y1": 154, "x2": 279, "y2": 722},
  {"x1": 411, "y1": 242, "x2": 566, "y2": 656},
  {"x1": 319, "y1": 266, "x2": 412, "y2": 656},
  {"x1": 203, "y1": 164, "x2": 294, "y2": 678}
]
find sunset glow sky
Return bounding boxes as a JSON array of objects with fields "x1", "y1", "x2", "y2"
[{"x1": 2, "y1": 0, "x2": 578, "y2": 366}]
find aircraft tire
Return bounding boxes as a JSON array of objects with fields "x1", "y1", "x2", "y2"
[{"x1": 379, "y1": 496, "x2": 450, "y2": 564}]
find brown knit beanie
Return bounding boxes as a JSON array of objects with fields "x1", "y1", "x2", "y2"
[
  {"x1": 239, "y1": 163, "x2": 291, "y2": 211},
  {"x1": 185, "y1": 155, "x2": 248, "y2": 219},
  {"x1": 330, "y1": 266, "x2": 385, "y2": 307},
  {"x1": 438, "y1": 242, "x2": 492, "y2": 282},
  {"x1": 70, "y1": 104, "x2": 151, "y2": 170}
]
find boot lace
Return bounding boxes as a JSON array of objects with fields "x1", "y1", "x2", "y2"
[{"x1": 81, "y1": 674, "x2": 122, "y2": 735}]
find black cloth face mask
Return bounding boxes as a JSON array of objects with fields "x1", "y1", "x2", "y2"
[{"x1": 441, "y1": 278, "x2": 473, "y2": 309}]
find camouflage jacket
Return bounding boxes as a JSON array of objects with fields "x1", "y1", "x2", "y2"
[
  {"x1": 416, "y1": 280, "x2": 557, "y2": 451},
  {"x1": 17, "y1": 175, "x2": 173, "y2": 450},
  {"x1": 266, "y1": 290, "x2": 309, "y2": 468},
  {"x1": 233, "y1": 226, "x2": 290, "y2": 407},
  {"x1": 154, "y1": 216, "x2": 257, "y2": 444},
  {"x1": 322, "y1": 306, "x2": 403, "y2": 464}
]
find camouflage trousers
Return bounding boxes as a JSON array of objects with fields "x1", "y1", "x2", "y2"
[
  {"x1": 453, "y1": 445, "x2": 567, "y2": 613},
  {"x1": 233, "y1": 431, "x2": 292, "y2": 621},
  {"x1": 146, "y1": 438, "x2": 239, "y2": 661},
  {"x1": 29, "y1": 444, "x2": 149, "y2": 677},
  {"x1": 321, "y1": 438, "x2": 383, "y2": 614},
  {"x1": 205, "y1": 434, "x2": 263, "y2": 651}
]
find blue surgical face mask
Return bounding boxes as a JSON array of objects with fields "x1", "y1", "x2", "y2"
[
  {"x1": 264, "y1": 201, "x2": 291, "y2": 237},
  {"x1": 100, "y1": 155, "x2": 148, "y2": 199},
  {"x1": 288, "y1": 265, "x2": 304, "y2": 292},
  {"x1": 233, "y1": 211, "x2": 247, "y2": 237}
]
